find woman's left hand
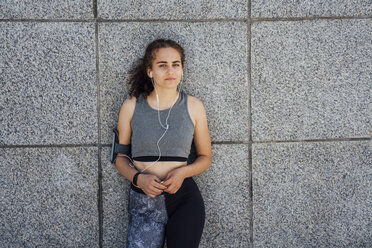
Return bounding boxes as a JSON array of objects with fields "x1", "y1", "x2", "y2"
[{"x1": 162, "y1": 168, "x2": 186, "y2": 194}]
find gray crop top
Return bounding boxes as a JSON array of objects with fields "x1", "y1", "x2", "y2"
[{"x1": 130, "y1": 91, "x2": 195, "y2": 162}]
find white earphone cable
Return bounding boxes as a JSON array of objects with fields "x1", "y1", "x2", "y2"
[
  {"x1": 118, "y1": 73, "x2": 183, "y2": 173},
  {"x1": 141, "y1": 79, "x2": 179, "y2": 173}
]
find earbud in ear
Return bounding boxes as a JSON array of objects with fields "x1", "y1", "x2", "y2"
[{"x1": 149, "y1": 71, "x2": 152, "y2": 78}]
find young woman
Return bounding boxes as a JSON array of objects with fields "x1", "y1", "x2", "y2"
[{"x1": 114, "y1": 39, "x2": 212, "y2": 248}]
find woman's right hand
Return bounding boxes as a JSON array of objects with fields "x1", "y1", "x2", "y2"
[{"x1": 136, "y1": 174, "x2": 167, "y2": 198}]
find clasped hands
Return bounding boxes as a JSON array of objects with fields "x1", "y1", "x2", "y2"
[{"x1": 136, "y1": 168, "x2": 185, "y2": 198}]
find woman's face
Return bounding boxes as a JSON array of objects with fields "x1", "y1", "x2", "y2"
[{"x1": 147, "y1": 47, "x2": 183, "y2": 90}]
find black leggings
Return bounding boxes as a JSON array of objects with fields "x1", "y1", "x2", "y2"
[
  {"x1": 164, "y1": 177, "x2": 205, "y2": 248},
  {"x1": 128, "y1": 177, "x2": 205, "y2": 248}
]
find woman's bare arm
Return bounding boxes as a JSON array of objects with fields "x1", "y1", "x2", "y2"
[{"x1": 115, "y1": 97, "x2": 139, "y2": 183}]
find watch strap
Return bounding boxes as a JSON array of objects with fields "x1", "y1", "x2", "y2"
[{"x1": 132, "y1": 172, "x2": 141, "y2": 187}]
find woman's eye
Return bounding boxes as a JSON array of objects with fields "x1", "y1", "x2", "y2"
[
  {"x1": 174, "y1": 64, "x2": 180, "y2": 67},
  {"x1": 159, "y1": 64, "x2": 166, "y2": 67}
]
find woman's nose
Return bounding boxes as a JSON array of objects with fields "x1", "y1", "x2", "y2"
[{"x1": 166, "y1": 66, "x2": 175, "y2": 74}]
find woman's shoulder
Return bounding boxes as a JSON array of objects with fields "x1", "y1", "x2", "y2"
[
  {"x1": 123, "y1": 95, "x2": 137, "y2": 106},
  {"x1": 186, "y1": 94, "x2": 207, "y2": 124},
  {"x1": 119, "y1": 96, "x2": 137, "y2": 118},
  {"x1": 186, "y1": 94, "x2": 205, "y2": 110}
]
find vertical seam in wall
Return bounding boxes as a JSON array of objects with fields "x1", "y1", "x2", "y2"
[
  {"x1": 247, "y1": 0, "x2": 253, "y2": 247},
  {"x1": 93, "y1": 0, "x2": 103, "y2": 245},
  {"x1": 95, "y1": 22, "x2": 103, "y2": 248},
  {"x1": 93, "y1": 0, "x2": 97, "y2": 18}
]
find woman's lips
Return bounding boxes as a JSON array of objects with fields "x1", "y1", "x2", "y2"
[{"x1": 166, "y1": 78, "x2": 176, "y2": 80}]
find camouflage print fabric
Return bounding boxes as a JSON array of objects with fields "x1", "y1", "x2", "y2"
[{"x1": 127, "y1": 189, "x2": 168, "y2": 248}]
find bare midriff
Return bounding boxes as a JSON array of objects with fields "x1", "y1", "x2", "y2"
[{"x1": 133, "y1": 160, "x2": 187, "y2": 181}]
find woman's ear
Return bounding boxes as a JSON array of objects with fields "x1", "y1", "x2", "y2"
[{"x1": 147, "y1": 68, "x2": 152, "y2": 78}]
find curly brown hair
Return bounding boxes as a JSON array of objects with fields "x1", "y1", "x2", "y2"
[{"x1": 128, "y1": 39, "x2": 185, "y2": 98}]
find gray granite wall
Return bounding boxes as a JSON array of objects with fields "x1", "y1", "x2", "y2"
[{"x1": 1, "y1": 1, "x2": 371, "y2": 248}]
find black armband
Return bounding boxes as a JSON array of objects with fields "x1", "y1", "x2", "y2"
[{"x1": 110, "y1": 128, "x2": 131, "y2": 163}]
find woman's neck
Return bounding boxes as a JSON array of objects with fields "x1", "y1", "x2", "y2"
[{"x1": 148, "y1": 88, "x2": 179, "y2": 110}]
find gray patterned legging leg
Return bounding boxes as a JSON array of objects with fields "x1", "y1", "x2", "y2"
[{"x1": 127, "y1": 189, "x2": 168, "y2": 248}]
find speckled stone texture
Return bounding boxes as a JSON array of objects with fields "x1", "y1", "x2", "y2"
[
  {"x1": 98, "y1": 0, "x2": 248, "y2": 20},
  {"x1": 0, "y1": 0, "x2": 93, "y2": 19},
  {"x1": 194, "y1": 144, "x2": 250, "y2": 248},
  {"x1": 99, "y1": 22, "x2": 249, "y2": 143},
  {"x1": 0, "y1": 147, "x2": 99, "y2": 247},
  {"x1": 251, "y1": 19, "x2": 372, "y2": 141},
  {"x1": 0, "y1": 22, "x2": 97, "y2": 145},
  {"x1": 102, "y1": 147, "x2": 131, "y2": 247},
  {"x1": 252, "y1": 141, "x2": 372, "y2": 247},
  {"x1": 251, "y1": 0, "x2": 372, "y2": 18}
]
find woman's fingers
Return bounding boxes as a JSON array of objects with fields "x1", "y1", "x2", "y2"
[
  {"x1": 162, "y1": 177, "x2": 173, "y2": 187},
  {"x1": 138, "y1": 174, "x2": 167, "y2": 197},
  {"x1": 152, "y1": 179, "x2": 167, "y2": 190},
  {"x1": 165, "y1": 187, "x2": 178, "y2": 194},
  {"x1": 163, "y1": 181, "x2": 180, "y2": 194},
  {"x1": 164, "y1": 187, "x2": 174, "y2": 194},
  {"x1": 163, "y1": 176, "x2": 181, "y2": 194}
]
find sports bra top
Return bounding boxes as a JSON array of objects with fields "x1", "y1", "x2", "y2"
[{"x1": 130, "y1": 91, "x2": 195, "y2": 162}]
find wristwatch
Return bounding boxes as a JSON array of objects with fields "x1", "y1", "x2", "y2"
[{"x1": 132, "y1": 172, "x2": 141, "y2": 187}]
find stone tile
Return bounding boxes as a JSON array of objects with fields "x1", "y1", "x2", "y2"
[
  {"x1": 0, "y1": 22, "x2": 97, "y2": 145},
  {"x1": 99, "y1": 22, "x2": 249, "y2": 143},
  {"x1": 252, "y1": 141, "x2": 372, "y2": 247},
  {"x1": 0, "y1": 147, "x2": 99, "y2": 247},
  {"x1": 98, "y1": 0, "x2": 248, "y2": 20},
  {"x1": 0, "y1": 0, "x2": 93, "y2": 19},
  {"x1": 251, "y1": 0, "x2": 372, "y2": 18},
  {"x1": 102, "y1": 147, "x2": 130, "y2": 247},
  {"x1": 195, "y1": 144, "x2": 250, "y2": 248},
  {"x1": 251, "y1": 19, "x2": 372, "y2": 141}
]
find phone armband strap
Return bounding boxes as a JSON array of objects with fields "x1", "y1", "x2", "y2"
[{"x1": 110, "y1": 128, "x2": 131, "y2": 163}]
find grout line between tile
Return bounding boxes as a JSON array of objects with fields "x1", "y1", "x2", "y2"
[
  {"x1": 1, "y1": 15, "x2": 371, "y2": 23},
  {"x1": 247, "y1": 1, "x2": 254, "y2": 244},
  {"x1": 94, "y1": 15, "x2": 103, "y2": 247}
]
